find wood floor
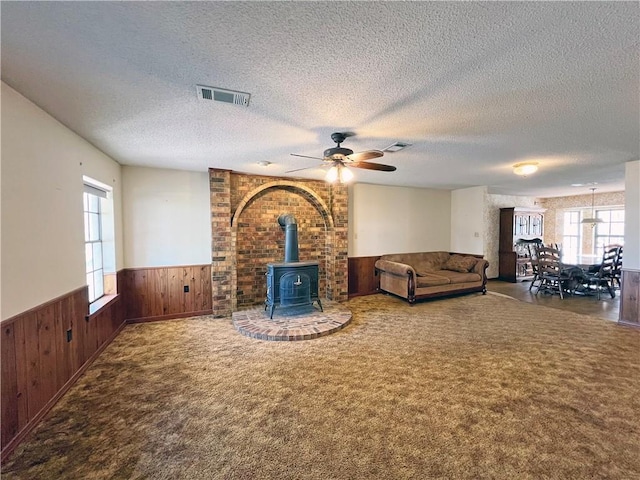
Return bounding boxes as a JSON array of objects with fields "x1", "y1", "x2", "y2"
[{"x1": 487, "y1": 278, "x2": 620, "y2": 322}]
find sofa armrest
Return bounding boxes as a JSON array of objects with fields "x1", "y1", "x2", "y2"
[
  {"x1": 375, "y1": 259, "x2": 417, "y2": 303},
  {"x1": 472, "y1": 259, "x2": 490, "y2": 284},
  {"x1": 375, "y1": 259, "x2": 416, "y2": 278}
]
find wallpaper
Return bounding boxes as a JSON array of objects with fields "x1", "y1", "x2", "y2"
[{"x1": 539, "y1": 191, "x2": 625, "y2": 256}]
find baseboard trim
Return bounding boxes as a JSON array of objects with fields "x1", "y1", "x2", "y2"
[
  {"x1": 0, "y1": 319, "x2": 127, "y2": 464},
  {"x1": 348, "y1": 291, "x2": 379, "y2": 299},
  {"x1": 618, "y1": 320, "x2": 640, "y2": 328},
  {"x1": 126, "y1": 310, "x2": 213, "y2": 324}
]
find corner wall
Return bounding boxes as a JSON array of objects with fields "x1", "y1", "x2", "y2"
[
  {"x1": 1, "y1": 81, "x2": 125, "y2": 460},
  {"x1": 1, "y1": 81, "x2": 123, "y2": 320},
  {"x1": 620, "y1": 160, "x2": 640, "y2": 325},
  {"x1": 622, "y1": 161, "x2": 639, "y2": 269},
  {"x1": 451, "y1": 186, "x2": 486, "y2": 255}
]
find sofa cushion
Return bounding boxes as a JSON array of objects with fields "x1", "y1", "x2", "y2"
[
  {"x1": 412, "y1": 252, "x2": 451, "y2": 274},
  {"x1": 444, "y1": 254, "x2": 478, "y2": 273},
  {"x1": 435, "y1": 270, "x2": 482, "y2": 284},
  {"x1": 416, "y1": 273, "x2": 451, "y2": 288}
]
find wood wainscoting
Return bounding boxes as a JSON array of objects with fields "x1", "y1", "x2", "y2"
[
  {"x1": 1, "y1": 265, "x2": 212, "y2": 461},
  {"x1": 121, "y1": 264, "x2": 212, "y2": 323},
  {"x1": 1, "y1": 285, "x2": 125, "y2": 461},
  {"x1": 620, "y1": 269, "x2": 640, "y2": 326},
  {"x1": 348, "y1": 256, "x2": 381, "y2": 298}
]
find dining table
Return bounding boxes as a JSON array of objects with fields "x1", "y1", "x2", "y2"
[
  {"x1": 561, "y1": 254, "x2": 602, "y2": 271},
  {"x1": 560, "y1": 254, "x2": 602, "y2": 296}
]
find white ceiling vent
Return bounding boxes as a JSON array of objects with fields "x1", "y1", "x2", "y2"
[{"x1": 196, "y1": 85, "x2": 250, "y2": 107}]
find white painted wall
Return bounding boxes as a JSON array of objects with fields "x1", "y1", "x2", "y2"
[
  {"x1": 348, "y1": 183, "x2": 451, "y2": 257},
  {"x1": 1, "y1": 82, "x2": 123, "y2": 320},
  {"x1": 122, "y1": 166, "x2": 211, "y2": 268},
  {"x1": 624, "y1": 160, "x2": 640, "y2": 269},
  {"x1": 450, "y1": 186, "x2": 486, "y2": 255}
]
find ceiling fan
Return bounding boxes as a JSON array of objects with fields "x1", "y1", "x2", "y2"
[{"x1": 287, "y1": 132, "x2": 396, "y2": 183}]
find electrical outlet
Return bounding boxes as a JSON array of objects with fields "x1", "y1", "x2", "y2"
[
  {"x1": 183, "y1": 285, "x2": 189, "y2": 293},
  {"x1": 66, "y1": 329, "x2": 72, "y2": 342}
]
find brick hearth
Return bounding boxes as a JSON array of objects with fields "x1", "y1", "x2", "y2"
[{"x1": 231, "y1": 300, "x2": 352, "y2": 341}]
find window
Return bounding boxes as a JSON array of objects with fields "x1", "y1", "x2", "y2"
[
  {"x1": 83, "y1": 177, "x2": 115, "y2": 303},
  {"x1": 594, "y1": 209, "x2": 624, "y2": 253},
  {"x1": 562, "y1": 211, "x2": 581, "y2": 259}
]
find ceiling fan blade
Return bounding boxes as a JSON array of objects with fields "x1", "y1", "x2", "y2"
[
  {"x1": 286, "y1": 163, "x2": 331, "y2": 173},
  {"x1": 346, "y1": 150, "x2": 384, "y2": 162},
  {"x1": 350, "y1": 161, "x2": 397, "y2": 172},
  {"x1": 291, "y1": 153, "x2": 324, "y2": 160}
]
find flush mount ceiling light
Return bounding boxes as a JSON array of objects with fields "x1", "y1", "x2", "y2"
[
  {"x1": 513, "y1": 162, "x2": 539, "y2": 176},
  {"x1": 383, "y1": 142, "x2": 412, "y2": 153},
  {"x1": 257, "y1": 161, "x2": 271, "y2": 167},
  {"x1": 325, "y1": 162, "x2": 354, "y2": 184},
  {"x1": 581, "y1": 187, "x2": 603, "y2": 226}
]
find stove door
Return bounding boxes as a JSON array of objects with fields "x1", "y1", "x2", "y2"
[{"x1": 279, "y1": 272, "x2": 311, "y2": 307}]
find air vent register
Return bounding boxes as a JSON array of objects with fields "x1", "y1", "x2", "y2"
[{"x1": 196, "y1": 85, "x2": 250, "y2": 106}]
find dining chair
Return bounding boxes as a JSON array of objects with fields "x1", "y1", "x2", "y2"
[
  {"x1": 581, "y1": 246, "x2": 618, "y2": 300},
  {"x1": 545, "y1": 242, "x2": 563, "y2": 256},
  {"x1": 527, "y1": 240, "x2": 543, "y2": 291},
  {"x1": 611, "y1": 245, "x2": 623, "y2": 290},
  {"x1": 535, "y1": 246, "x2": 569, "y2": 299}
]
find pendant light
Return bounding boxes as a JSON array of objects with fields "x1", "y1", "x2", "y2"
[{"x1": 581, "y1": 187, "x2": 603, "y2": 226}]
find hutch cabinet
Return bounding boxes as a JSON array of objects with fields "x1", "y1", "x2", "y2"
[{"x1": 499, "y1": 207, "x2": 545, "y2": 282}]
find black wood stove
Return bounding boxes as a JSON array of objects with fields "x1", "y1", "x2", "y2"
[{"x1": 265, "y1": 214, "x2": 322, "y2": 319}]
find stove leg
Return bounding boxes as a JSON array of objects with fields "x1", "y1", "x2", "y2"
[
  {"x1": 316, "y1": 298, "x2": 323, "y2": 312},
  {"x1": 270, "y1": 304, "x2": 275, "y2": 319}
]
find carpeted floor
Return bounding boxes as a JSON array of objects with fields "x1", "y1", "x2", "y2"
[{"x1": 3, "y1": 293, "x2": 639, "y2": 479}]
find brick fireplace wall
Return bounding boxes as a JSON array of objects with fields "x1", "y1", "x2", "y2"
[{"x1": 210, "y1": 169, "x2": 348, "y2": 317}]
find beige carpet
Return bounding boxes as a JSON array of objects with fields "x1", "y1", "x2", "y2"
[{"x1": 3, "y1": 293, "x2": 639, "y2": 479}]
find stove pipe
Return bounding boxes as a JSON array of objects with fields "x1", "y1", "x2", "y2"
[{"x1": 278, "y1": 213, "x2": 299, "y2": 263}]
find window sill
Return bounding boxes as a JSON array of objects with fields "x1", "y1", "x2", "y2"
[{"x1": 87, "y1": 293, "x2": 120, "y2": 319}]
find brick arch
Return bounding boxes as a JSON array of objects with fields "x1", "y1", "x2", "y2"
[
  {"x1": 231, "y1": 180, "x2": 334, "y2": 229},
  {"x1": 230, "y1": 180, "x2": 338, "y2": 312}
]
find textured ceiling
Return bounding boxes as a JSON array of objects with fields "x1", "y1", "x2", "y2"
[{"x1": 2, "y1": 1, "x2": 638, "y2": 197}]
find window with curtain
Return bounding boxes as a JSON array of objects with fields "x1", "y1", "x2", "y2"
[{"x1": 594, "y1": 208, "x2": 625, "y2": 253}]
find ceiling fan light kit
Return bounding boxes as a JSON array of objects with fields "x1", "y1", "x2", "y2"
[
  {"x1": 326, "y1": 163, "x2": 354, "y2": 184},
  {"x1": 289, "y1": 132, "x2": 397, "y2": 183},
  {"x1": 513, "y1": 162, "x2": 539, "y2": 176}
]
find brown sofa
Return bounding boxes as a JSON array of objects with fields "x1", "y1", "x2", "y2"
[{"x1": 375, "y1": 251, "x2": 489, "y2": 304}]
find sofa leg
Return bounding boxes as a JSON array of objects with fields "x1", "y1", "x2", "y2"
[{"x1": 482, "y1": 286, "x2": 487, "y2": 295}]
